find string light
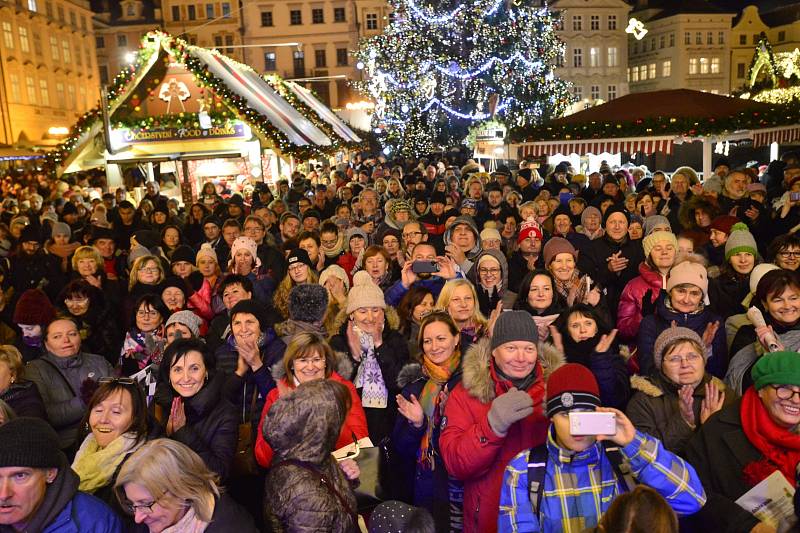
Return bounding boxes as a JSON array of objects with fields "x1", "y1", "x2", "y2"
[{"x1": 405, "y1": 0, "x2": 504, "y2": 24}]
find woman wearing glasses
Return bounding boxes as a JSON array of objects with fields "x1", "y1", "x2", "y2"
[
  {"x1": 392, "y1": 312, "x2": 463, "y2": 530},
  {"x1": 124, "y1": 255, "x2": 165, "y2": 329},
  {"x1": 465, "y1": 249, "x2": 516, "y2": 317},
  {"x1": 115, "y1": 439, "x2": 256, "y2": 532},
  {"x1": 627, "y1": 326, "x2": 733, "y2": 456},
  {"x1": 118, "y1": 294, "x2": 167, "y2": 377},
  {"x1": 71, "y1": 378, "x2": 151, "y2": 523},
  {"x1": 254, "y1": 332, "x2": 367, "y2": 470}
]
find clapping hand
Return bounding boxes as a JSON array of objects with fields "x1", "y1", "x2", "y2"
[
  {"x1": 595, "y1": 329, "x2": 618, "y2": 353},
  {"x1": 678, "y1": 385, "x2": 696, "y2": 428},
  {"x1": 700, "y1": 381, "x2": 725, "y2": 424},
  {"x1": 702, "y1": 321, "x2": 719, "y2": 348},
  {"x1": 396, "y1": 394, "x2": 424, "y2": 428}
]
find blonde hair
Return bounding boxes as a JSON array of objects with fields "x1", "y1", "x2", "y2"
[
  {"x1": 129, "y1": 255, "x2": 165, "y2": 291},
  {"x1": 71, "y1": 246, "x2": 103, "y2": 272},
  {"x1": 436, "y1": 279, "x2": 487, "y2": 330},
  {"x1": 115, "y1": 439, "x2": 219, "y2": 522},
  {"x1": 0, "y1": 345, "x2": 23, "y2": 380}
]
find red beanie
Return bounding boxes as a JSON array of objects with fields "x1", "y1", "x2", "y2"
[
  {"x1": 709, "y1": 215, "x2": 738, "y2": 236},
  {"x1": 13, "y1": 289, "x2": 56, "y2": 326},
  {"x1": 545, "y1": 363, "x2": 601, "y2": 417}
]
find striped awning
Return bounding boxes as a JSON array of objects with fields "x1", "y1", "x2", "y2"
[
  {"x1": 515, "y1": 137, "x2": 674, "y2": 159},
  {"x1": 751, "y1": 125, "x2": 800, "y2": 148}
]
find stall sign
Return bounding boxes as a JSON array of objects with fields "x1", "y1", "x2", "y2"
[{"x1": 111, "y1": 123, "x2": 246, "y2": 146}]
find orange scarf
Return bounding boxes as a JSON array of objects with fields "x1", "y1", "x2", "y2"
[{"x1": 418, "y1": 351, "x2": 460, "y2": 470}]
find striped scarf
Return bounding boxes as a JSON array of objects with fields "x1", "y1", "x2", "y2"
[
  {"x1": 418, "y1": 351, "x2": 461, "y2": 470},
  {"x1": 354, "y1": 331, "x2": 388, "y2": 408}
]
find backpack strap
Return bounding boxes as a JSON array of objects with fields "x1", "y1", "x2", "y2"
[
  {"x1": 602, "y1": 441, "x2": 637, "y2": 492},
  {"x1": 526, "y1": 444, "x2": 549, "y2": 519}
]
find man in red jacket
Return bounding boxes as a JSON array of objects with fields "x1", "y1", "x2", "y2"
[{"x1": 440, "y1": 310, "x2": 563, "y2": 533}]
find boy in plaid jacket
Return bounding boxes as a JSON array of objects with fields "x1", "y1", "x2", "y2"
[{"x1": 498, "y1": 363, "x2": 706, "y2": 533}]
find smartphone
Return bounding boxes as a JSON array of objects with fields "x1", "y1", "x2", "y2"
[
  {"x1": 569, "y1": 411, "x2": 616, "y2": 436},
  {"x1": 791, "y1": 192, "x2": 800, "y2": 202},
  {"x1": 411, "y1": 260, "x2": 440, "y2": 274}
]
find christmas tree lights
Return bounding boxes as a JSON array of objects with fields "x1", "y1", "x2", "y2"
[{"x1": 354, "y1": 0, "x2": 572, "y2": 156}]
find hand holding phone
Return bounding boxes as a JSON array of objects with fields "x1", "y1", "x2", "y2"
[{"x1": 569, "y1": 411, "x2": 616, "y2": 436}]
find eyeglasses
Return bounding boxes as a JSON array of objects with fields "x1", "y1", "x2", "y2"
[
  {"x1": 295, "y1": 356, "x2": 325, "y2": 366},
  {"x1": 136, "y1": 309, "x2": 160, "y2": 317},
  {"x1": 65, "y1": 297, "x2": 89, "y2": 304},
  {"x1": 403, "y1": 231, "x2": 422, "y2": 239},
  {"x1": 99, "y1": 377, "x2": 137, "y2": 386},
  {"x1": 479, "y1": 268, "x2": 501, "y2": 275},
  {"x1": 321, "y1": 238, "x2": 339, "y2": 247},
  {"x1": 779, "y1": 251, "x2": 800, "y2": 259},
  {"x1": 125, "y1": 492, "x2": 166, "y2": 515},
  {"x1": 140, "y1": 267, "x2": 160, "y2": 274},
  {"x1": 771, "y1": 385, "x2": 800, "y2": 401},
  {"x1": 663, "y1": 353, "x2": 703, "y2": 365}
]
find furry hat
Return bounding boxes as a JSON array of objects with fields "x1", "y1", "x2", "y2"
[{"x1": 288, "y1": 284, "x2": 329, "y2": 323}]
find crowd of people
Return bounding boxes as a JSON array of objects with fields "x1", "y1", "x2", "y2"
[{"x1": 2, "y1": 152, "x2": 800, "y2": 532}]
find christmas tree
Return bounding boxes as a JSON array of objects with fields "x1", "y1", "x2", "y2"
[{"x1": 354, "y1": 0, "x2": 573, "y2": 156}]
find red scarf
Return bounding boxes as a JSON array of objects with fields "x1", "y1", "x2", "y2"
[{"x1": 740, "y1": 387, "x2": 800, "y2": 485}]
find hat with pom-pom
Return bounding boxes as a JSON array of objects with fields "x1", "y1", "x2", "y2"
[
  {"x1": 725, "y1": 222, "x2": 758, "y2": 262},
  {"x1": 346, "y1": 271, "x2": 386, "y2": 314},
  {"x1": 289, "y1": 284, "x2": 329, "y2": 323},
  {"x1": 195, "y1": 242, "x2": 218, "y2": 265},
  {"x1": 228, "y1": 236, "x2": 261, "y2": 270},
  {"x1": 545, "y1": 363, "x2": 601, "y2": 418}
]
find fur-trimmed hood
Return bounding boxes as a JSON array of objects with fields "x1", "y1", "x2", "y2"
[
  {"x1": 332, "y1": 304, "x2": 401, "y2": 334},
  {"x1": 398, "y1": 362, "x2": 424, "y2": 389},
  {"x1": 678, "y1": 194, "x2": 720, "y2": 232},
  {"x1": 630, "y1": 373, "x2": 726, "y2": 398},
  {"x1": 270, "y1": 351, "x2": 354, "y2": 383},
  {"x1": 461, "y1": 337, "x2": 565, "y2": 404}
]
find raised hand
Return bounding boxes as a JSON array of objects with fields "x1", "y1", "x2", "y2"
[
  {"x1": 595, "y1": 329, "x2": 618, "y2": 353},
  {"x1": 396, "y1": 393, "x2": 424, "y2": 428},
  {"x1": 594, "y1": 407, "x2": 636, "y2": 447},
  {"x1": 487, "y1": 301, "x2": 503, "y2": 339},
  {"x1": 677, "y1": 384, "x2": 696, "y2": 428},
  {"x1": 700, "y1": 381, "x2": 725, "y2": 424},
  {"x1": 702, "y1": 321, "x2": 719, "y2": 348}
]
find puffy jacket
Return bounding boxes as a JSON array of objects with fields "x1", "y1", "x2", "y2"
[
  {"x1": 439, "y1": 337, "x2": 564, "y2": 533},
  {"x1": 637, "y1": 297, "x2": 728, "y2": 379},
  {"x1": 617, "y1": 262, "x2": 664, "y2": 342},
  {"x1": 498, "y1": 428, "x2": 706, "y2": 532}
]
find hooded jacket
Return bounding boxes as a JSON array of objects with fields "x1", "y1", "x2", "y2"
[
  {"x1": 263, "y1": 380, "x2": 359, "y2": 533},
  {"x1": 439, "y1": 337, "x2": 564, "y2": 533},
  {"x1": 678, "y1": 194, "x2": 719, "y2": 247},
  {"x1": 465, "y1": 249, "x2": 517, "y2": 316},
  {"x1": 443, "y1": 216, "x2": 482, "y2": 272}
]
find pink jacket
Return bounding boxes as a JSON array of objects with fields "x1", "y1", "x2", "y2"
[{"x1": 617, "y1": 262, "x2": 663, "y2": 341}]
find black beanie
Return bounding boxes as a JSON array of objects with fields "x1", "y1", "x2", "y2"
[
  {"x1": 202, "y1": 214, "x2": 223, "y2": 229},
  {"x1": 288, "y1": 284, "x2": 329, "y2": 323},
  {"x1": 61, "y1": 202, "x2": 78, "y2": 216},
  {"x1": 602, "y1": 203, "x2": 630, "y2": 227},
  {"x1": 287, "y1": 248, "x2": 314, "y2": 270},
  {"x1": 90, "y1": 225, "x2": 115, "y2": 242},
  {"x1": 430, "y1": 191, "x2": 447, "y2": 205},
  {"x1": 230, "y1": 299, "x2": 269, "y2": 332},
  {"x1": 19, "y1": 224, "x2": 42, "y2": 244},
  {"x1": 134, "y1": 229, "x2": 160, "y2": 250},
  {"x1": 0, "y1": 417, "x2": 65, "y2": 468},
  {"x1": 171, "y1": 245, "x2": 196, "y2": 265},
  {"x1": 161, "y1": 275, "x2": 188, "y2": 296}
]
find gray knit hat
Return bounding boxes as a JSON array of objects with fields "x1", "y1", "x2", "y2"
[
  {"x1": 653, "y1": 325, "x2": 706, "y2": 369},
  {"x1": 289, "y1": 284, "x2": 329, "y2": 323},
  {"x1": 580, "y1": 206, "x2": 601, "y2": 227},
  {"x1": 165, "y1": 310, "x2": 202, "y2": 338},
  {"x1": 643, "y1": 215, "x2": 671, "y2": 236},
  {"x1": 725, "y1": 222, "x2": 758, "y2": 262},
  {"x1": 51, "y1": 221, "x2": 71, "y2": 238},
  {"x1": 491, "y1": 310, "x2": 537, "y2": 350}
]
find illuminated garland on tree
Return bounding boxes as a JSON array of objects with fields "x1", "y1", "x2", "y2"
[{"x1": 354, "y1": 0, "x2": 572, "y2": 157}]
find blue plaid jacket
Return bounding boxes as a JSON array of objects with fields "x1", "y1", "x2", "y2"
[{"x1": 498, "y1": 428, "x2": 706, "y2": 533}]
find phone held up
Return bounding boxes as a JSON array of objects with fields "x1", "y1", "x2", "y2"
[
  {"x1": 411, "y1": 260, "x2": 440, "y2": 274},
  {"x1": 569, "y1": 411, "x2": 617, "y2": 436}
]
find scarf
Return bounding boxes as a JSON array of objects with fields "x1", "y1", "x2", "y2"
[
  {"x1": 554, "y1": 271, "x2": 590, "y2": 307},
  {"x1": 740, "y1": 387, "x2": 800, "y2": 485},
  {"x1": 323, "y1": 234, "x2": 346, "y2": 258},
  {"x1": 418, "y1": 351, "x2": 461, "y2": 470},
  {"x1": 562, "y1": 332, "x2": 602, "y2": 368},
  {"x1": 71, "y1": 432, "x2": 142, "y2": 493},
  {"x1": 494, "y1": 359, "x2": 538, "y2": 391},
  {"x1": 121, "y1": 326, "x2": 165, "y2": 370},
  {"x1": 22, "y1": 334, "x2": 42, "y2": 348},
  {"x1": 353, "y1": 330, "x2": 388, "y2": 408},
  {"x1": 161, "y1": 505, "x2": 210, "y2": 533}
]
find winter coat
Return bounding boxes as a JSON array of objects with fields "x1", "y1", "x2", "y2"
[
  {"x1": 626, "y1": 372, "x2": 736, "y2": 457},
  {"x1": 68, "y1": 309, "x2": 123, "y2": 366},
  {"x1": 129, "y1": 493, "x2": 256, "y2": 533},
  {"x1": 684, "y1": 398, "x2": 765, "y2": 532},
  {"x1": 7, "y1": 250, "x2": 65, "y2": 301},
  {"x1": 507, "y1": 251, "x2": 545, "y2": 295},
  {"x1": 419, "y1": 207, "x2": 460, "y2": 250},
  {"x1": 637, "y1": 297, "x2": 728, "y2": 379},
  {"x1": 708, "y1": 270, "x2": 751, "y2": 321},
  {"x1": 26, "y1": 351, "x2": 114, "y2": 449},
  {"x1": 678, "y1": 194, "x2": 719, "y2": 247},
  {"x1": 392, "y1": 362, "x2": 463, "y2": 530},
  {"x1": 329, "y1": 307, "x2": 410, "y2": 443},
  {"x1": 617, "y1": 262, "x2": 664, "y2": 342},
  {"x1": 153, "y1": 372, "x2": 238, "y2": 480},
  {"x1": 263, "y1": 380, "x2": 359, "y2": 533},
  {"x1": 255, "y1": 360, "x2": 367, "y2": 467},
  {"x1": 725, "y1": 328, "x2": 800, "y2": 396},
  {"x1": 439, "y1": 337, "x2": 564, "y2": 533},
  {"x1": 565, "y1": 344, "x2": 630, "y2": 411},
  {"x1": 443, "y1": 216, "x2": 482, "y2": 272},
  {"x1": 0, "y1": 379, "x2": 47, "y2": 420},
  {"x1": 465, "y1": 249, "x2": 517, "y2": 317}
]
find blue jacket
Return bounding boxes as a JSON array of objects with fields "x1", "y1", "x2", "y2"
[
  {"x1": 41, "y1": 492, "x2": 122, "y2": 533},
  {"x1": 498, "y1": 429, "x2": 706, "y2": 533}
]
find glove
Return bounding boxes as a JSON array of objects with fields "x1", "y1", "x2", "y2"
[
  {"x1": 185, "y1": 271, "x2": 204, "y2": 295},
  {"x1": 487, "y1": 387, "x2": 534, "y2": 437},
  {"x1": 641, "y1": 289, "x2": 656, "y2": 317}
]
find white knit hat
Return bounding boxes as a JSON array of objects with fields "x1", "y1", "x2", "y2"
[
  {"x1": 345, "y1": 271, "x2": 386, "y2": 314},
  {"x1": 196, "y1": 242, "x2": 218, "y2": 265},
  {"x1": 227, "y1": 236, "x2": 261, "y2": 270},
  {"x1": 319, "y1": 264, "x2": 350, "y2": 291}
]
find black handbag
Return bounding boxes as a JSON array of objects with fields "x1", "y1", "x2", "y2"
[{"x1": 344, "y1": 434, "x2": 391, "y2": 511}]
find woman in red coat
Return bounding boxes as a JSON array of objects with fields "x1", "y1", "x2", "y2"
[
  {"x1": 439, "y1": 311, "x2": 564, "y2": 533},
  {"x1": 255, "y1": 332, "x2": 368, "y2": 467}
]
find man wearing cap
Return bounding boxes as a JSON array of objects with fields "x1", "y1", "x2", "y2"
[
  {"x1": 201, "y1": 214, "x2": 229, "y2": 266},
  {"x1": 508, "y1": 220, "x2": 545, "y2": 294},
  {"x1": 440, "y1": 311, "x2": 564, "y2": 533},
  {"x1": 8, "y1": 225, "x2": 64, "y2": 302},
  {"x1": 499, "y1": 363, "x2": 705, "y2": 532},
  {"x1": 515, "y1": 169, "x2": 540, "y2": 202},
  {"x1": 0, "y1": 417, "x2": 122, "y2": 531},
  {"x1": 418, "y1": 192, "x2": 456, "y2": 250}
]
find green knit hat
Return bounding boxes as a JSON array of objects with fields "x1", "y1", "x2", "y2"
[
  {"x1": 725, "y1": 222, "x2": 758, "y2": 262},
  {"x1": 751, "y1": 351, "x2": 800, "y2": 390}
]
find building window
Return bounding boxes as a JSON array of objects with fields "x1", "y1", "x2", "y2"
[
  {"x1": 627, "y1": 67, "x2": 630, "y2": 82},
  {"x1": 99, "y1": 65, "x2": 108, "y2": 83},
  {"x1": 689, "y1": 58, "x2": 698, "y2": 74},
  {"x1": 222, "y1": 3, "x2": 230, "y2": 17},
  {"x1": 650, "y1": 36, "x2": 655, "y2": 51},
  {"x1": 631, "y1": 66, "x2": 639, "y2": 82},
  {"x1": 206, "y1": 4, "x2": 214, "y2": 19},
  {"x1": 32, "y1": 33, "x2": 41, "y2": 56},
  {"x1": 290, "y1": 10, "x2": 302, "y2": 25},
  {"x1": 264, "y1": 52, "x2": 276, "y2": 71},
  {"x1": 75, "y1": 43, "x2": 81, "y2": 65},
  {"x1": 312, "y1": 8, "x2": 324, "y2": 23},
  {"x1": 648, "y1": 63, "x2": 656, "y2": 78},
  {"x1": 662, "y1": 60, "x2": 671, "y2": 77},
  {"x1": 39, "y1": 79, "x2": 49, "y2": 106},
  {"x1": 572, "y1": 48, "x2": 582, "y2": 67},
  {"x1": 27, "y1": 0, "x2": 37, "y2": 11},
  {"x1": 261, "y1": 11, "x2": 273, "y2": 26},
  {"x1": 737, "y1": 63, "x2": 745, "y2": 78},
  {"x1": 699, "y1": 57, "x2": 709, "y2": 74},
  {"x1": 57, "y1": 5, "x2": 64, "y2": 21},
  {"x1": 67, "y1": 84, "x2": 75, "y2": 109},
  {"x1": 314, "y1": 49, "x2": 326, "y2": 68},
  {"x1": 590, "y1": 15, "x2": 599, "y2": 30},
  {"x1": 589, "y1": 47, "x2": 599, "y2": 67},
  {"x1": 126, "y1": 3, "x2": 134, "y2": 16},
  {"x1": 79, "y1": 85, "x2": 86, "y2": 108},
  {"x1": 334, "y1": 7, "x2": 345, "y2": 22},
  {"x1": 172, "y1": 5, "x2": 180, "y2": 20},
  {"x1": 684, "y1": 32, "x2": 690, "y2": 45},
  {"x1": 18, "y1": 26, "x2": 28, "y2": 53},
  {"x1": 49, "y1": 36, "x2": 58, "y2": 60},
  {"x1": 590, "y1": 85, "x2": 600, "y2": 100},
  {"x1": 61, "y1": 40, "x2": 70, "y2": 63},
  {"x1": 55, "y1": 82, "x2": 64, "y2": 107},
  {"x1": 225, "y1": 35, "x2": 233, "y2": 53},
  {"x1": 752, "y1": 34, "x2": 759, "y2": 44},
  {"x1": 607, "y1": 15, "x2": 616, "y2": 30},
  {"x1": 2, "y1": 22, "x2": 13, "y2": 50},
  {"x1": 214, "y1": 36, "x2": 222, "y2": 48},
  {"x1": 69, "y1": 11, "x2": 76, "y2": 27},
  {"x1": 25, "y1": 76, "x2": 36, "y2": 103},
  {"x1": 117, "y1": 34, "x2": 127, "y2": 47},
  {"x1": 365, "y1": 13, "x2": 378, "y2": 30},
  {"x1": 9, "y1": 73, "x2": 20, "y2": 102},
  {"x1": 572, "y1": 15, "x2": 582, "y2": 31},
  {"x1": 293, "y1": 50, "x2": 305, "y2": 76},
  {"x1": 607, "y1": 47, "x2": 617, "y2": 67},
  {"x1": 706, "y1": 31, "x2": 712, "y2": 44},
  {"x1": 633, "y1": 41, "x2": 638, "y2": 55},
  {"x1": 45, "y1": 1, "x2": 52, "y2": 18},
  {"x1": 81, "y1": 15, "x2": 86, "y2": 31},
  {"x1": 336, "y1": 48, "x2": 348, "y2": 66},
  {"x1": 779, "y1": 31, "x2": 786, "y2": 42},
  {"x1": 96, "y1": 36, "x2": 105, "y2": 48},
  {"x1": 572, "y1": 85, "x2": 582, "y2": 101},
  {"x1": 695, "y1": 32, "x2": 702, "y2": 45},
  {"x1": 739, "y1": 34, "x2": 746, "y2": 45},
  {"x1": 669, "y1": 32, "x2": 675, "y2": 46},
  {"x1": 718, "y1": 31, "x2": 725, "y2": 44},
  {"x1": 659, "y1": 35, "x2": 665, "y2": 48},
  {"x1": 711, "y1": 57, "x2": 720, "y2": 74},
  {"x1": 607, "y1": 85, "x2": 617, "y2": 100},
  {"x1": 640, "y1": 64, "x2": 648, "y2": 80},
  {"x1": 187, "y1": 5, "x2": 196, "y2": 20}
]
